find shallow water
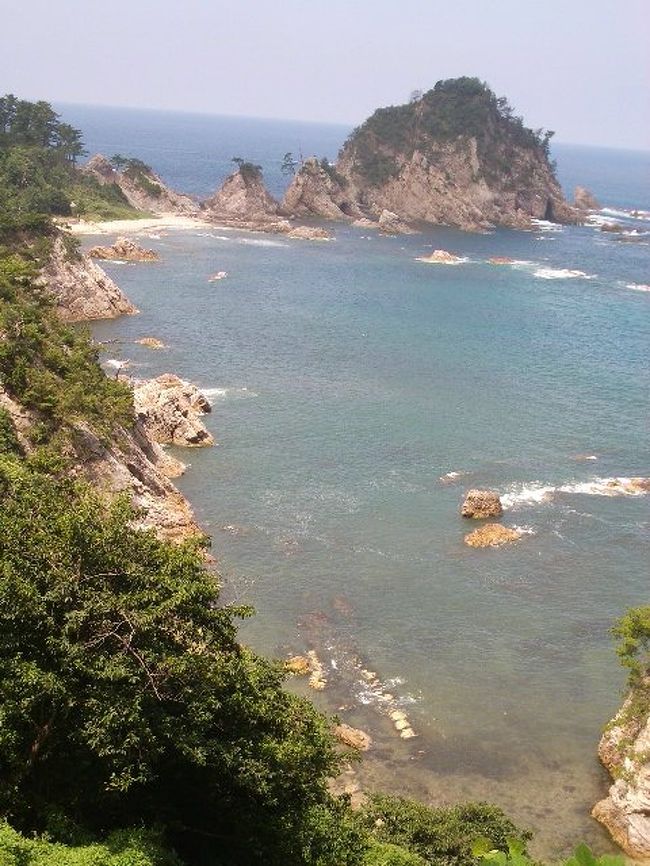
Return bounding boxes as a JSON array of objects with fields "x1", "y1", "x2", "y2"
[{"x1": 77, "y1": 105, "x2": 650, "y2": 858}]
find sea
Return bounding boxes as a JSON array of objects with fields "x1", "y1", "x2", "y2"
[{"x1": 58, "y1": 102, "x2": 650, "y2": 858}]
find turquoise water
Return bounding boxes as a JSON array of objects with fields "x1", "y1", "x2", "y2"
[{"x1": 75, "y1": 105, "x2": 650, "y2": 857}]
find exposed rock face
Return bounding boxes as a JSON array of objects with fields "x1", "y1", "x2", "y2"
[
  {"x1": 464, "y1": 523, "x2": 522, "y2": 548},
  {"x1": 377, "y1": 209, "x2": 416, "y2": 234},
  {"x1": 202, "y1": 167, "x2": 288, "y2": 231},
  {"x1": 284, "y1": 79, "x2": 579, "y2": 232},
  {"x1": 461, "y1": 489, "x2": 503, "y2": 519},
  {"x1": 136, "y1": 337, "x2": 166, "y2": 349},
  {"x1": 36, "y1": 235, "x2": 138, "y2": 322},
  {"x1": 281, "y1": 157, "x2": 363, "y2": 220},
  {"x1": 574, "y1": 186, "x2": 601, "y2": 211},
  {"x1": 593, "y1": 687, "x2": 650, "y2": 859},
  {"x1": 334, "y1": 724, "x2": 372, "y2": 751},
  {"x1": 417, "y1": 249, "x2": 462, "y2": 264},
  {"x1": 286, "y1": 225, "x2": 332, "y2": 241},
  {"x1": 133, "y1": 374, "x2": 214, "y2": 447},
  {"x1": 88, "y1": 236, "x2": 158, "y2": 261},
  {"x1": 82, "y1": 154, "x2": 198, "y2": 216}
]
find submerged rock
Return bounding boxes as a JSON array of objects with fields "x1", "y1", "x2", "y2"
[
  {"x1": 88, "y1": 236, "x2": 158, "y2": 261},
  {"x1": 285, "y1": 655, "x2": 312, "y2": 676},
  {"x1": 488, "y1": 256, "x2": 515, "y2": 265},
  {"x1": 593, "y1": 686, "x2": 650, "y2": 858},
  {"x1": 286, "y1": 225, "x2": 333, "y2": 241},
  {"x1": 464, "y1": 523, "x2": 522, "y2": 548},
  {"x1": 461, "y1": 489, "x2": 503, "y2": 518},
  {"x1": 133, "y1": 374, "x2": 214, "y2": 447},
  {"x1": 136, "y1": 336, "x2": 166, "y2": 349}
]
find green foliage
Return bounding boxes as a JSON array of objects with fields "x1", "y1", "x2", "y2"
[
  {"x1": 612, "y1": 606, "x2": 650, "y2": 685},
  {"x1": 0, "y1": 408, "x2": 22, "y2": 456},
  {"x1": 473, "y1": 839, "x2": 624, "y2": 866},
  {"x1": 358, "y1": 795, "x2": 531, "y2": 866},
  {"x1": 281, "y1": 151, "x2": 298, "y2": 177},
  {"x1": 232, "y1": 156, "x2": 263, "y2": 181},
  {"x1": 318, "y1": 157, "x2": 348, "y2": 188},
  {"x1": 345, "y1": 77, "x2": 555, "y2": 187},
  {"x1": 363, "y1": 840, "x2": 427, "y2": 866},
  {"x1": 0, "y1": 822, "x2": 182, "y2": 865},
  {"x1": 0, "y1": 247, "x2": 134, "y2": 443}
]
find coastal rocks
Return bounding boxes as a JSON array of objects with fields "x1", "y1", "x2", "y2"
[
  {"x1": 464, "y1": 523, "x2": 522, "y2": 548},
  {"x1": 333, "y1": 724, "x2": 372, "y2": 751},
  {"x1": 133, "y1": 374, "x2": 214, "y2": 447},
  {"x1": 136, "y1": 336, "x2": 166, "y2": 349},
  {"x1": 377, "y1": 209, "x2": 416, "y2": 235},
  {"x1": 88, "y1": 236, "x2": 158, "y2": 261},
  {"x1": 285, "y1": 655, "x2": 312, "y2": 676},
  {"x1": 461, "y1": 489, "x2": 503, "y2": 519},
  {"x1": 281, "y1": 157, "x2": 362, "y2": 221},
  {"x1": 286, "y1": 225, "x2": 332, "y2": 241},
  {"x1": 488, "y1": 256, "x2": 515, "y2": 265},
  {"x1": 36, "y1": 234, "x2": 138, "y2": 322},
  {"x1": 416, "y1": 249, "x2": 462, "y2": 264},
  {"x1": 600, "y1": 222, "x2": 626, "y2": 234},
  {"x1": 202, "y1": 166, "x2": 286, "y2": 231},
  {"x1": 82, "y1": 154, "x2": 198, "y2": 216},
  {"x1": 574, "y1": 186, "x2": 601, "y2": 211},
  {"x1": 283, "y1": 650, "x2": 327, "y2": 689},
  {"x1": 592, "y1": 687, "x2": 650, "y2": 859}
]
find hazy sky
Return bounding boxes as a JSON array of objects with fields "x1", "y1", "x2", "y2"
[{"x1": 2, "y1": 0, "x2": 649, "y2": 149}]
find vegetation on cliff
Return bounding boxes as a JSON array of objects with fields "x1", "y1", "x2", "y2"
[
  {"x1": 0, "y1": 95, "x2": 142, "y2": 225},
  {"x1": 343, "y1": 77, "x2": 555, "y2": 187}
]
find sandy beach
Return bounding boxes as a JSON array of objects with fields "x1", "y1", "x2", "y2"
[{"x1": 61, "y1": 214, "x2": 215, "y2": 236}]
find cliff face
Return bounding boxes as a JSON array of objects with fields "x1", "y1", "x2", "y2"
[
  {"x1": 284, "y1": 78, "x2": 579, "y2": 233},
  {"x1": 82, "y1": 154, "x2": 198, "y2": 216},
  {"x1": 202, "y1": 166, "x2": 289, "y2": 231},
  {"x1": 36, "y1": 235, "x2": 138, "y2": 322},
  {"x1": 281, "y1": 158, "x2": 363, "y2": 220},
  {"x1": 593, "y1": 689, "x2": 650, "y2": 859}
]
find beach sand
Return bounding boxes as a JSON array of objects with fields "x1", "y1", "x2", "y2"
[{"x1": 61, "y1": 214, "x2": 215, "y2": 236}]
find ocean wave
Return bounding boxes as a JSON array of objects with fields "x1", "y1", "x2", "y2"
[
  {"x1": 201, "y1": 386, "x2": 257, "y2": 401},
  {"x1": 531, "y1": 219, "x2": 564, "y2": 232},
  {"x1": 533, "y1": 267, "x2": 595, "y2": 280},
  {"x1": 625, "y1": 283, "x2": 650, "y2": 293},
  {"x1": 237, "y1": 237, "x2": 288, "y2": 247},
  {"x1": 501, "y1": 476, "x2": 649, "y2": 509},
  {"x1": 601, "y1": 207, "x2": 650, "y2": 222}
]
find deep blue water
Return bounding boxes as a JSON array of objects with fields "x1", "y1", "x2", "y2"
[{"x1": 64, "y1": 103, "x2": 650, "y2": 857}]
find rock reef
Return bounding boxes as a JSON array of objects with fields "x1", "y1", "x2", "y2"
[
  {"x1": 36, "y1": 235, "x2": 138, "y2": 322},
  {"x1": 133, "y1": 374, "x2": 214, "y2": 447},
  {"x1": 464, "y1": 523, "x2": 522, "y2": 548},
  {"x1": 593, "y1": 687, "x2": 650, "y2": 859},
  {"x1": 88, "y1": 236, "x2": 158, "y2": 261},
  {"x1": 461, "y1": 489, "x2": 503, "y2": 519}
]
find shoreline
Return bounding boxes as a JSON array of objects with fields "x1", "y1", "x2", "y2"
[{"x1": 62, "y1": 213, "x2": 215, "y2": 235}]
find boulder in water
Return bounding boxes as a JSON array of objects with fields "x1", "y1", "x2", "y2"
[{"x1": 461, "y1": 489, "x2": 503, "y2": 518}]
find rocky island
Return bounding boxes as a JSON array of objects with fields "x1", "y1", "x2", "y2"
[{"x1": 283, "y1": 77, "x2": 579, "y2": 232}]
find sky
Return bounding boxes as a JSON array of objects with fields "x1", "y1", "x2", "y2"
[{"x1": 1, "y1": 0, "x2": 649, "y2": 150}]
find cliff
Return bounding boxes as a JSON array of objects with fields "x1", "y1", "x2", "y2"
[
  {"x1": 82, "y1": 154, "x2": 198, "y2": 216},
  {"x1": 284, "y1": 78, "x2": 579, "y2": 233},
  {"x1": 592, "y1": 686, "x2": 650, "y2": 859},
  {"x1": 133, "y1": 374, "x2": 214, "y2": 447},
  {"x1": 36, "y1": 234, "x2": 138, "y2": 321}
]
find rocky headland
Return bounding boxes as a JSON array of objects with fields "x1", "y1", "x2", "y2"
[
  {"x1": 82, "y1": 154, "x2": 198, "y2": 216},
  {"x1": 36, "y1": 234, "x2": 138, "y2": 322},
  {"x1": 133, "y1": 373, "x2": 214, "y2": 447},
  {"x1": 282, "y1": 78, "x2": 579, "y2": 233},
  {"x1": 593, "y1": 685, "x2": 650, "y2": 859}
]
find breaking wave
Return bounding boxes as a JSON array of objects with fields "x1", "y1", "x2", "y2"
[{"x1": 501, "y1": 477, "x2": 649, "y2": 509}]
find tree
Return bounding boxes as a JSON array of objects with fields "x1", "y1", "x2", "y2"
[
  {"x1": 409, "y1": 90, "x2": 423, "y2": 103},
  {"x1": 281, "y1": 151, "x2": 298, "y2": 176}
]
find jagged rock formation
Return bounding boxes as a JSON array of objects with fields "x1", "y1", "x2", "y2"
[
  {"x1": 202, "y1": 165, "x2": 289, "y2": 232},
  {"x1": 133, "y1": 374, "x2": 214, "y2": 447},
  {"x1": 284, "y1": 78, "x2": 579, "y2": 232},
  {"x1": 417, "y1": 249, "x2": 462, "y2": 264},
  {"x1": 82, "y1": 154, "x2": 198, "y2": 215},
  {"x1": 593, "y1": 687, "x2": 650, "y2": 859},
  {"x1": 574, "y1": 186, "x2": 601, "y2": 211},
  {"x1": 286, "y1": 225, "x2": 332, "y2": 241},
  {"x1": 377, "y1": 209, "x2": 416, "y2": 234},
  {"x1": 281, "y1": 157, "x2": 362, "y2": 220},
  {"x1": 88, "y1": 236, "x2": 158, "y2": 261},
  {"x1": 36, "y1": 235, "x2": 138, "y2": 321},
  {"x1": 333, "y1": 724, "x2": 372, "y2": 751},
  {"x1": 464, "y1": 523, "x2": 522, "y2": 548},
  {"x1": 461, "y1": 489, "x2": 503, "y2": 519}
]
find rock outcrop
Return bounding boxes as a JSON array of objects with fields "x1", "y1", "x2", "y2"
[
  {"x1": 202, "y1": 166, "x2": 289, "y2": 232},
  {"x1": 377, "y1": 209, "x2": 416, "y2": 234},
  {"x1": 88, "y1": 236, "x2": 158, "y2": 261},
  {"x1": 281, "y1": 157, "x2": 363, "y2": 220},
  {"x1": 82, "y1": 154, "x2": 198, "y2": 216},
  {"x1": 282, "y1": 78, "x2": 580, "y2": 233},
  {"x1": 417, "y1": 249, "x2": 462, "y2": 264},
  {"x1": 133, "y1": 374, "x2": 214, "y2": 447},
  {"x1": 574, "y1": 186, "x2": 601, "y2": 211},
  {"x1": 461, "y1": 489, "x2": 503, "y2": 519},
  {"x1": 464, "y1": 523, "x2": 522, "y2": 548},
  {"x1": 286, "y1": 225, "x2": 332, "y2": 241},
  {"x1": 593, "y1": 687, "x2": 650, "y2": 859},
  {"x1": 36, "y1": 235, "x2": 138, "y2": 322},
  {"x1": 334, "y1": 724, "x2": 372, "y2": 751}
]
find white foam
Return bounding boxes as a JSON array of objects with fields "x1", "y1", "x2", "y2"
[
  {"x1": 201, "y1": 386, "x2": 257, "y2": 401},
  {"x1": 237, "y1": 237, "x2": 287, "y2": 248},
  {"x1": 531, "y1": 219, "x2": 564, "y2": 232},
  {"x1": 502, "y1": 476, "x2": 649, "y2": 509},
  {"x1": 602, "y1": 207, "x2": 650, "y2": 222},
  {"x1": 533, "y1": 267, "x2": 595, "y2": 280},
  {"x1": 626, "y1": 283, "x2": 650, "y2": 293}
]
